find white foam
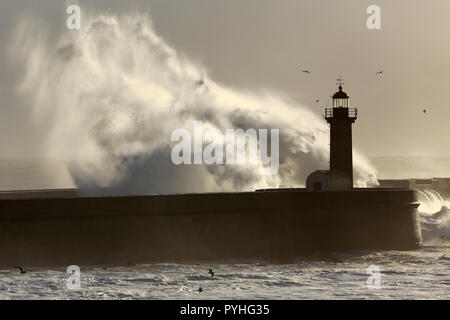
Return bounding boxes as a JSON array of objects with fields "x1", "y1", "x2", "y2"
[{"x1": 9, "y1": 12, "x2": 378, "y2": 195}]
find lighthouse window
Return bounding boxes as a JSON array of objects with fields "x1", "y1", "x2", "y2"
[{"x1": 333, "y1": 99, "x2": 348, "y2": 108}]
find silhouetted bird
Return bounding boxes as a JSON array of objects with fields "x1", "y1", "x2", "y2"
[
  {"x1": 256, "y1": 262, "x2": 268, "y2": 266},
  {"x1": 14, "y1": 266, "x2": 28, "y2": 274},
  {"x1": 126, "y1": 260, "x2": 138, "y2": 267},
  {"x1": 302, "y1": 70, "x2": 311, "y2": 74},
  {"x1": 195, "y1": 79, "x2": 205, "y2": 88},
  {"x1": 376, "y1": 71, "x2": 383, "y2": 74},
  {"x1": 423, "y1": 109, "x2": 427, "y2": 114},
  {"x1": 439, "y1": 254, "x2": 447, "y2": 260},
  {"x1": 315, "y1": 99, "x2": 320, "y2": 103},
  {"x1": 208, "y1": 269, "x2": 214, "y2": 278},
  {"x1": 198, "y1": 287, "x2": 203, "y2": 293}
]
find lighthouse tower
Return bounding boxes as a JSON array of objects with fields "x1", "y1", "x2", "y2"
[
  {"x1": 306, "y1": 82, "x2": 357, "y2": 191},
  {"x1": 325, "y1": 84, "x2": 357, "y2": 187}
]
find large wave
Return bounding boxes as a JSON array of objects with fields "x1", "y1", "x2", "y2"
[
  {"x1": 9, "y1": 12, "x2": 378, "y2": 195},
  {"x1": 418, "y1": 190, "x2": 450, "y2": 243}
]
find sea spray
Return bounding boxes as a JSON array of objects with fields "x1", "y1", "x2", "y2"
[
  {"x1": 9, "y1": 13, "x2": 378, "y2": 194},
  {"x1": 418, "y1": 190, "x2": 450, "y2": 242}
]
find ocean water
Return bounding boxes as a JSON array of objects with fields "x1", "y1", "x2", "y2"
[
  {"x1": 0, "y1": 247, "x2": 449, "y2": 300},
  {"x1": 0, "y1": 158, "x2": 448, "y2": 300}
]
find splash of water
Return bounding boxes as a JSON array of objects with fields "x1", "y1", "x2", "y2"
[
  {"x1": 9, "y1": 13, "x2": 378, "y2": 194},
  {"x1": 418, "y1": 190, "x2": 450, "y2": 242},
  {"x1": 418, "y1": 190, "x2": 448, "y2": 214}
]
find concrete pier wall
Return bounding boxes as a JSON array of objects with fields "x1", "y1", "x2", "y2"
[{"x1": 0, "y1": 188, "x2": 422, "y2": 267}]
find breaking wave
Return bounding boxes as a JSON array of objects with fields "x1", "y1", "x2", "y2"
[
  {"x1": 418, "y1": 190, "x2": 450, "y2": 243},
  {"x1": 9, "y1": 12, "x2": 378, "y2": 195}
]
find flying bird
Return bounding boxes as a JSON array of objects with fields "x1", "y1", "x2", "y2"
[
  {"x1": 376, "y1": 71, "x2": 383, "y2": 75},
  {"x1": 126, "y1": 259, "x2": 138, "y2": 267},
  {"x1": 14, "y1": 266, "x2": 29, "y2": 274},
  {"x1": 195, "y1": 79, "x2": 205, "y2": 88},
  {"x1": 315, "y1": 99, "x2": 320, "y2": 103},
  {"x1": 316, "y1": 251, "x2": 343, "y2": 263},
  {"x1": 302, "y1": 70, "x2": 311, "y2": 74},
  {"x1": 423, "y1": 108, "x2": 427, "y2": 114},
  {"x1": 198, "y1": 287, "x2": 203, "y2": 293},
  {"x1": 208, "y1": 269, "x2": 214, "y2": 278}
]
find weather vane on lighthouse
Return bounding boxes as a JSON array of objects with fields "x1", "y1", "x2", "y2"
[{"x1": 336, "y1": 75, "x2": 345, "y2": 87}]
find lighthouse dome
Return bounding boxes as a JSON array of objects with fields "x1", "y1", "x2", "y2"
[
  {"x1": 332, "y1": 85, "x2": 349, "y2": 99},
  {"x1": 332, "y1": 85, "x2": 349, "y2": 107}
]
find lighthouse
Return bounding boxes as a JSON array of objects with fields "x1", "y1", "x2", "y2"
[
  {"x1": 326, "y1": 84, "x2": 357, "y2": 186},
  {"x1": 306, "y1": 82, "x2": 357, "y2": 190}
]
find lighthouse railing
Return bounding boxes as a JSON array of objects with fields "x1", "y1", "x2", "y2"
[
  {"x1": 324, "y1": 108, "x2": 358, "y2": 119},
  {"x1": 349, "y1": 108, "x2": 358, "y2": 118}
]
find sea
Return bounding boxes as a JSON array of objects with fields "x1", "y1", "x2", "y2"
[{"x1": 0, "y1": 157, "x2": 448, "y2": 300}]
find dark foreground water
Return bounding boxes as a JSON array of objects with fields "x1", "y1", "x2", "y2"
[{"x1": 0, "y1": 244, "x2": 448, "y2": 300}]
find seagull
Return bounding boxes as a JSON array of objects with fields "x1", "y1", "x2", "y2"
[
  {"x1": 302, "y1": 70, "x2": 311, "y2": 74},
  {"x1": 198, "y1": 287, "x2": 203, "y2": 293},
  {"x1": 126, "y1": 259, "x2": 138, "y2": 267},
  {"x1": 376, "y1": 71, "x2": 383, "y2": 75},
  {"x1": 195, "y1": 79, "x2": 205, "y2": 88},
  {"x1": 14, "y1": 266, "x2": 29, "y2": 274},
  {"x1": 208, "y1": 269, "x2": 214, "y2": 278}
]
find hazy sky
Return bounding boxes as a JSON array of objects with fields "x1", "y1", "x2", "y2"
[{"x1": 1, "y1": 0, "x2": 450, "y2": 158}]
